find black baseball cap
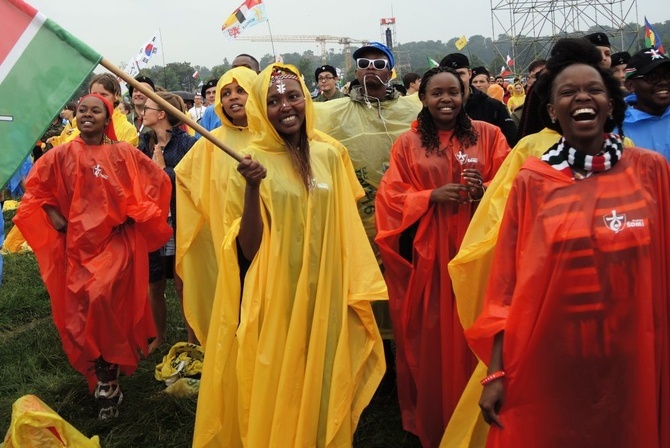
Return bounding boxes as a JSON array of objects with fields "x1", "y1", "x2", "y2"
[
  {"x1": 471, "y1": 66, "x2": 490, "y2": 79},
  {"x1": 128, "y1": 75, "x2": 155, "y2": 97},
  {"x1": 611, "y1": 51, "x2": 631, "y2": 67},
  {"x1": 625, "y1": 47, "x2": 670, "y2": 79},
  {"x1": 584, "y1": 32, "x2": 611, "y2": 48},
  {"x1": 315, "y1": 65, "x2": 337, "y2": 80},
  {"x1": 440, "y1": 53, "x2": 470, "y2": 70},
  {"x1": 201, "y1": 79, "x2": 218, "y2": 98}
]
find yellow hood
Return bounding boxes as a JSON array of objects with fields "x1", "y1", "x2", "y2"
[
  {"x1": 245, "y1": 63, "x2": 316, "y2": 151},
  {"x1": 213, "y1": 66, "x2": 258, "y2": 129}
]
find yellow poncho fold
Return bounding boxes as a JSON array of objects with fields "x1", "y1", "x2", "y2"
[{"x1": 193, "y1": 63, "x2": 387, "y2": 448}]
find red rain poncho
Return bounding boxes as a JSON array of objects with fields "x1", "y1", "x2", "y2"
[
  {"x1": 466, "y1": 148, "x2": 670, "y2": 448},
  {"x1": 375, "y1": 121, "x2": 509, "y2": 447},
  {"x1": 14, "y1": 137, "x2": 172, "y2": 390}
]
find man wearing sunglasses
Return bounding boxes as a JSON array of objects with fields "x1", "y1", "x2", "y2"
[
  {"x1": 314, "y1": 41, "x2": 421, "y2": 341},
  {"x1": 313, "y1": 65, "x2": 346, "y2": 102},
  {"x1": 622, "y1": 48, "x2": 670, "y2": 161},
  {"x1": 440, "y1": 53, "x2": 518, "y2": 147}
]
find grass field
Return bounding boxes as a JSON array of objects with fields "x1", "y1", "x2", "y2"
[{"x1": 0, "y1": 211, "x2": 422, "y2": 447}]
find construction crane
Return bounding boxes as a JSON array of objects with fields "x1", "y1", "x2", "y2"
[{"x1": 236, "y1": 35, "x2": 369, "y2": 73}]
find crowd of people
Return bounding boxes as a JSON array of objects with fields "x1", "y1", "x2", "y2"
[{"x1": 2, "y1": 30, "x2": 670, "y2": 447}]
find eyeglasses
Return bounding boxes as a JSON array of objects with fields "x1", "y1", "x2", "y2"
[
  {"x1": 631, "y1": 71, "x2": 670, "y2": 84},
  {"x1": 356, "y1": 58, "x2": 389, "y2": 70},
  {"x1": 318, "y1": 76, "x2": 335, "y2": 82},
  {"x1": 143, "y1": 106, "x2": 162, "y2": 112}
]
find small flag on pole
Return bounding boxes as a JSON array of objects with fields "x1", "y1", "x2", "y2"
[
  {"x1": 506, "y1": 54, "x2": 514, "y2": 67},
  {"x1": 123, "y1": 30, "x2": 161, "y2": 79},
  {"x1": 192, "y1": 70, "x2": 199, "y2": 79},
  {"x1": 222, "y1": 0, "x2": 268, "y2": 41},
  {"x1": 0, "y1": 0, "x2": 101, "y2": 187},
  {"x1": 427, "y1": 57, "x2": 439, "y2": 68},
  {"x1": 455, "y1": 35, "x2": 468, "y2": 51},
  {"x1": 644, "y1": 17, "x2": 666, "y2": 54}
]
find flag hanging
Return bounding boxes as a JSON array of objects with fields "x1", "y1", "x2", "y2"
[
  {"x1": 123, "y1": 30, "x2": 161, "y2": 80},
  {"x1": 0, "y1": 0, "x2": 101, "y2": 188},
  {"x1": 222, "y1": 0, "x2": 268, "y2": 40},
  {"x1": 506, "y1": 54, "x2": 514, "y2": 67},
  {"x1": 427, "y1": 57, "x2": 439, "y2": 68},
  {"x1": 499, "y1": 66, "x2": 512, "y2": 77},
  {"x1": 644, "y1": 17, "x2": 666, "y2": 54},
  {"x1": 455, "y1": 35, "x2": 468, "y2": 51}
]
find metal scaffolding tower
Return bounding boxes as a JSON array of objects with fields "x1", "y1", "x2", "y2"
[{"x1": 490, "y1": 0, "x2": 639, "y2": 74}]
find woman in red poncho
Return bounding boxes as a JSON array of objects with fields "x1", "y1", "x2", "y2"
[
  {"x1": 471, "y1": 38, "x2": 670, "y2": 448},
  {"x1": 375, "y1": 67, "x2": 509, "y2": 448},
  {"x1": 14, "y1": 94, "x2": 172, "y2": 420}
]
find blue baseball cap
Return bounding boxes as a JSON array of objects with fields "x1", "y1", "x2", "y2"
[{"x1": 352, "y1": 42, "x2": 395, "y2": 69}]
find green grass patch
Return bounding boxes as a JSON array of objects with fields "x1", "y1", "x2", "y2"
[{"x1": 0, "y1": 253, "x2": 421, "y2": 447}]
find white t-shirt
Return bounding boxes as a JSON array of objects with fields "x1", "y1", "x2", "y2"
[{"x1": 188, "y1": 105, "x2": 207, "y2": 122}]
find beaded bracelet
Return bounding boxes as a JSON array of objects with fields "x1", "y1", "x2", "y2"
[{"x1": 481, "y1": 370, "x2": 505, "y2": 385}]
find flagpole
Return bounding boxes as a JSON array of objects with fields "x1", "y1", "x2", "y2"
[
  {"x1": 266, "y1": 20, "x2": 277, "y2": 60},
  {"x1": 158, "y1": 28, "x2": 167, "y2": 89},
  {"x1": 100, "y1": 58, "x2": 243, "y2": 163}
]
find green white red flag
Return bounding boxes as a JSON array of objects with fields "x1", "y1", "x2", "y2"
[{"x1": 0, "y1": 0, "x2": 101, "y2": 188}]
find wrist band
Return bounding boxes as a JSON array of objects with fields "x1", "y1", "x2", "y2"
[{"x1": 481, "y1": 370, "x2": 505, "y2": 385}]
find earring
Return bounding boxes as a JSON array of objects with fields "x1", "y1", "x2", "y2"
[
  {"x1": 551, "y1": 118, "x2": 556, "y2": 124},
  {"x1": 608, "y1": 113, "x2": 614, "y2": 120}
]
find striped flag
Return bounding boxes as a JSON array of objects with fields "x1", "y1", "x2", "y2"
[
  {"x1": 221, "y1": 0, "x2": 268, "y2": 41},
  {"x1": 192, "y1": 70, "x2": 199, "y2": 79},
  {"x1": 0, "y1": 0, "x2": 101, "y2": 188},
  {"x1": 644, "y1": 17, "x2": 666, "y2": 54},
  {"x1": 506, "y1": 54, "x2": 514, "y2": 67}
]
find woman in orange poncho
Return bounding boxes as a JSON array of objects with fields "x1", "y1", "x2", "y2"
[
  {"x1": 469, "y1": 38, "x2": 670, "y2": 448},
  {"x1": 13, "y1": 94, "x2": 172, "y2": 420},
  {"x1": 375, "y1": 67, "x2": 509, "y2": 448}
]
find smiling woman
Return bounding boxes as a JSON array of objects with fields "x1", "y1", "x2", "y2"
[
  {"x1": 192, "y1": 63, "x2": 387, "y2": 448},
  {"x1": 467, "y1": 38, "x2": 670, "y2": 448},
  {"x1": 13, "y1": 93, "x2": 172, "y2": 421}
]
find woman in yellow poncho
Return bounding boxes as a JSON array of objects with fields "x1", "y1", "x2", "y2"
[
  {"x1": 192, "y1": 63, "x2": 387, "y2": 448},
  {"x1": 175, "y1": 66, "x2": 258, "y2": 346}
]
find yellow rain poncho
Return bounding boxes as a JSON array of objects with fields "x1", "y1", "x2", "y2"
[
  {"x1": 441, "y1": 128, "x2": 634, "y2": 447},
  {"x1": 49, "y1": 109, "x2": 138, "y2": 147},
  {"x1": 175, "y1": 67, "x2": 258, "y2": 347},
  {"x1": 314, "y1": 86, "x2": 420, "y2": 339},
  {"x1": 193, "y1": 63, "x2": 387, "y2": 448}
]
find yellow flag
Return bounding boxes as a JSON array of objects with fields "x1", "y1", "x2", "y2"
[{"x1": 455, "y1": 35, "x2": 468, "y2": 50}]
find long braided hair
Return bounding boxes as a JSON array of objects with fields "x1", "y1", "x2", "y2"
[{"x1": 417, "y1": 67, "x2": 478, "y2": 155}]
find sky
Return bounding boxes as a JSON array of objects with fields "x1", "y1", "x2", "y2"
[{"x1": 28, "y1": 0, "x2": 670, "y2": 69}]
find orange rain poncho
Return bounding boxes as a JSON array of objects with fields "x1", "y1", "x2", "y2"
[
  {"x1": 192, "y1": 64, "x2": 387, "y2": 448},
  {"x1": 13, "y1": 137, "x2": 172, "y2": 390},
  {"x1": 466, "y1": 148, "x2": 670, "y2": 448},
  {"x1": 375, "y1": 121, "x2": 509, "y2": 448}
]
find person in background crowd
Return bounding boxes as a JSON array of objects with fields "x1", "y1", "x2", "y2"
[
  {"x1": 314, "y1": 42, "x2": 421, "y2": 342},
  {"x1": 610, "y1": 51, "x2": 631, "y2": 93},
  {"x1": 139, "y1": 92, "x2": 198, "y2": 350},
  {"x1": 188, "y1": 93, "x2": 207, "y2": 122},
  {"x1": 584, "y1": 31, "x2": 612, "y2": 68},
  {"x1": 440, "y1": 53, "x2": 517, "y2": 146},
  {"x1": 175, "y1": 66, "x2": 257, "y2": 347},
  {"x1": 313, "y1": 64, "x2": 346, "y2": 102},
  {"x1": 197, "y1": 53, "x2": 261, "y2": 136},
  {"x1": 525, "y1": 59, "x2": 547, "y2": 91},
  {"x1": 470, "y1": 66, "x2": 491, "y2": 93},
  {"x1": 128, "y1": 75, "x2": 155, "y2": 133},
  {"x1": 402, "y1": 72, "x2": 422, "y2": 95},
  {"x1": 621, "y1": 47, "x2": 670, "y2": 161}
]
